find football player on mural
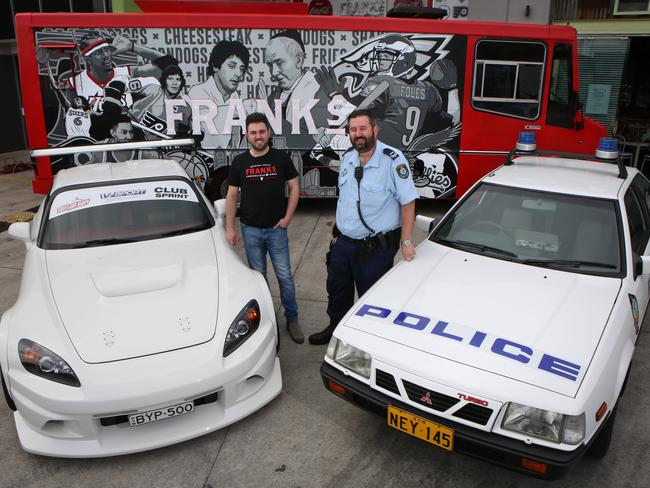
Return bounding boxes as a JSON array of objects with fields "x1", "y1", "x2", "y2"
[{"x1": 315, "y1": 34, "x2": 460, "y2": 150}]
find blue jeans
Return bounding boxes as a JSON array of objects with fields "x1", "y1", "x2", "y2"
[{"x1": 240, "y1": 223, "x2": 298, "y2": 322}]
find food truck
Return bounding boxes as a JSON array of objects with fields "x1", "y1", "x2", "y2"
[{"x1": 15, "y1": 9, "x2": 606, "y2": 198}]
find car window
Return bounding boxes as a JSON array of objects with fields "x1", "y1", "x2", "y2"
[
  {"x1": 624, "y1": 187, "x2": 649, "y2": 256},
  {"x1": 41, "y1": 179, "x2": 213, "y2": 250},
  {"x1": 631, "y1": 174, "x2": 650, "y2": 219},
  {"x1": 546, "y1": 43, "x2": 575, "y2": 129},
  {"x1": 431, "y1": 183, "x2": 622, "y2": 276}
]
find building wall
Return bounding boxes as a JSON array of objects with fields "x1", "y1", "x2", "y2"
[
  {"x1": 0, "y1": 56, "x2": 25, "y2": 152},
  {"x1": 467, "y1": 0, "x2": 551, "y2": 23}
]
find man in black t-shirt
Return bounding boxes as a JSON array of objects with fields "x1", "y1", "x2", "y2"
[{"x1": 225, "y1": 112, "x2": 303, "y2": 343}]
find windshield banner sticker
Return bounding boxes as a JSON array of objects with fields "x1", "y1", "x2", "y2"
[{"x1": 49, "y1": 180, "x2": 198, "y2": 219}]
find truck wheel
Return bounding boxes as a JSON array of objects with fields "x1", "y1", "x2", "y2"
[
  {"x1": 205, "y1": 167, "x2": 230, "y2": 202},
  {"x1": 586, "y1": 407, "x2": 617, "y2": 459},
  {"x1": 1, "y1": 365, "x2": 16, "y2": 411}
]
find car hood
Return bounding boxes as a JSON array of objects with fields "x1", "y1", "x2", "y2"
[
  {"x1": 45, "y1": 231, "x2": 218, "y2": 363},
  {"x1": 342, "y1": 242, "x2": 621, "y2": 397}
]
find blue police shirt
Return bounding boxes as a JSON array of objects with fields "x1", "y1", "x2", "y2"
[{"x1": 336, "y1": 140, "x2": 419, "y2": 240}]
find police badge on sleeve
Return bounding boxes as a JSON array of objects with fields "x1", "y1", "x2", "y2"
[{"x1": 395, "y1": 163, "x2": 409, "y2": 179}]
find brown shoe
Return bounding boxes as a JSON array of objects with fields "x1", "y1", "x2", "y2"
[{"x1": 287, "y1": 320, "x2": 304, "y2": 344}]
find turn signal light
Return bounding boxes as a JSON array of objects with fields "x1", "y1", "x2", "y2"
[
  {"x1": 521, "y1": 458, "x2": 548, "y2": 475},
  {"x1": 596, "y1": 402, "x2": 608, "y2": 422},
  {"x1": 327, "y1": 380, "x2": 347, "y2": 396}
]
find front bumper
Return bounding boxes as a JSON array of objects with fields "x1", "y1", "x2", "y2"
[
  {"x1": 321, "y1": 361, "x2": 587, "y2": 480},
  {"x1": 9, "y1": 338, "x2": 281, "y2": 458}
]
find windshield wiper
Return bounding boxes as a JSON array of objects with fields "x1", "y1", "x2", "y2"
[
  {"x1": 156, "y1": 226, "x2": 210, "y2": 238},
  {"x1": 80, "y1": 238, "x2": 136, "y2": 247},
  {"x1": 521, "y1": 259, "x2": 617, "y2": 269},
  {"x1": 435, "y1": 238, "x2": 517, "y2": 258}
]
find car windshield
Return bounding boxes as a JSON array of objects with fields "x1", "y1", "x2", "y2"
[
  {"x1": 431, "y1": 183, "x2": 622, "y2": 275},
  {"x1": 42, "y1": 179, "x2": 213, "y2": 250}
]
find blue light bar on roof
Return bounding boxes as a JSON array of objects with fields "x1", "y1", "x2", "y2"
[
  {"x1": 516, "y1": 131, "x2": 536, "y2": 152},
  {"x1": 595, "y1": 137, "x2": 618, "y2": 160}
]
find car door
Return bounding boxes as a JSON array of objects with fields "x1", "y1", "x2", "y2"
[{"x1": 623, "y1": 175, "x2": 650, "y2": 334}]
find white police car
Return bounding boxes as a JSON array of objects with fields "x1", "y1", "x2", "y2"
[
  {"x1": 320, "y1": 135, "x2": 650, "y2": 479},
  {"x1": 0, "y1": 159, "x2": 281, "y2": 457}
]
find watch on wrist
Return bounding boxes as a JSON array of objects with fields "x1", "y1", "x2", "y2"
[{"x1": 400, "y1": 239, "x2": 413, "y2": 247}]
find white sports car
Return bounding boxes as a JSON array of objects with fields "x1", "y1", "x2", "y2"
[
  {"x1": 321, "y1": 137, "x2": 650, "y2": 479},
  {"x1": 0, "y1": 159, "x2": 281, "y2": 457}
]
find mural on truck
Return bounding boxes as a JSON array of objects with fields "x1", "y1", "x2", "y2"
[{"x1": 35, "y1": 27, "x2": 465, "y2": 198}]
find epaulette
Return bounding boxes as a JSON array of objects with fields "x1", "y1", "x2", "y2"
[
  {"x1": 343, "y1": 147, "x2": 354, "y2": 154},
  {"x1": 383, "y1": 147, "x2": 399, "y2": 160}
]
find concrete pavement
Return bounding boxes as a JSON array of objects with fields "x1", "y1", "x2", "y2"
[{"x1": 0, "y1": 165, "x2": 649, "y2": 488}]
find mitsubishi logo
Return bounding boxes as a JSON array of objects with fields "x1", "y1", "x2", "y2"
[{"x1": 420, "y1": 391, "x2": 433, "y2": 405}]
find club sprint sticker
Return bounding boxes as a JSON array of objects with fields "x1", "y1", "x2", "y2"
[{"x1": 49, "y1": 180, "x2": 198, "y2": 220}]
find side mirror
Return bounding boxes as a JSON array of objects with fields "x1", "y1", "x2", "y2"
[
  {"x1": 213, "y1": 199, "x2": 226, "y2": 218},
  {"x1": 8, "y1": 222, "x2": 33, "y2": 245},
  {"x1": 638, "y1": 255, "x2": 650, "y2": 276},
  {"x1": 415, "y1": 215, "x2": 437, "y2": 233}
]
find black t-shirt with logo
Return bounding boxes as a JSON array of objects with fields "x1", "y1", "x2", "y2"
[{"x1": 228, "y1": 148, "x2": 299, "y2": 228}]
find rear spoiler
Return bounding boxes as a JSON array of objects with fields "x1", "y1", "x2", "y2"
[{"x1": 30, "y1": 138, "x2": 195, "y2": 158}]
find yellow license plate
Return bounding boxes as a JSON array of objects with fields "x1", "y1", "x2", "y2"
[{"x1": 387, "y1": 406, "x2": 454, "y2": 451}]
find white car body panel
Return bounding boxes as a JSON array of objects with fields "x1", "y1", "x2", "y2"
[
  {"x1": 1, "y1": 160, "x2": 282, "y2": 457},
  {"x1": 46, "y1": 232, "x2": 219, "y2": 363},
  {"x1": 344, "y1": 241, "x2": 621, "y2": 397}
]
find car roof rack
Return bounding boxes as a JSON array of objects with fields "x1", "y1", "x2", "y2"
[{"x1": 503, "y1": 133, "x2": 628, "y2": 180}]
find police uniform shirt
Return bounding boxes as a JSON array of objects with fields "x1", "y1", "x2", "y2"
[{"x1": 336, "y1": 140, "x2": 419, "y2": 240}]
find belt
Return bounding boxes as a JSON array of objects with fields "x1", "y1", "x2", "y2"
[{"x1": 338, "y1": 227, "x2": 401, "y2": 244}]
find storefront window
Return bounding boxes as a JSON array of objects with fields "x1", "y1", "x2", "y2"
[{"x1": 614, "y1": 0, "x2": 650, "y2": 14}]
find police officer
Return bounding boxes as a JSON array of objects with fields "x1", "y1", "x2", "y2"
[{"x1": 309, "y1": 109, "x2": 419, "y2": 345}]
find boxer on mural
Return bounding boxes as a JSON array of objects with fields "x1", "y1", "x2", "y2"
[{"x1": 188, "y1": 40, "x2": 250, "y2": 149}]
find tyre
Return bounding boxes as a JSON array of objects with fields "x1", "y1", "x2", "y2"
[
  {"x1": 586, "y1": 406, "x2": 617, "y2": 459},
  {"x1": 205, "y1": 167, "x2": 230, "y2": 202},
  {"x1": 1, "y1": 365, "x2": 16, "y2": 411}
]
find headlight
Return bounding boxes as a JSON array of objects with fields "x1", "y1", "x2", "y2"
[
  {"x1": 327, "y1": 338, "x2": 371, "y2": 379},
  {"x1": 501, "y1": 402, "x2": 585, "y2": 444},
  {"x1": 224, "y1": 300, "x2": 260, "y2": 357},
  {"x1": 18, "y1": 339, "x2": 80, "y2": 387}
]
